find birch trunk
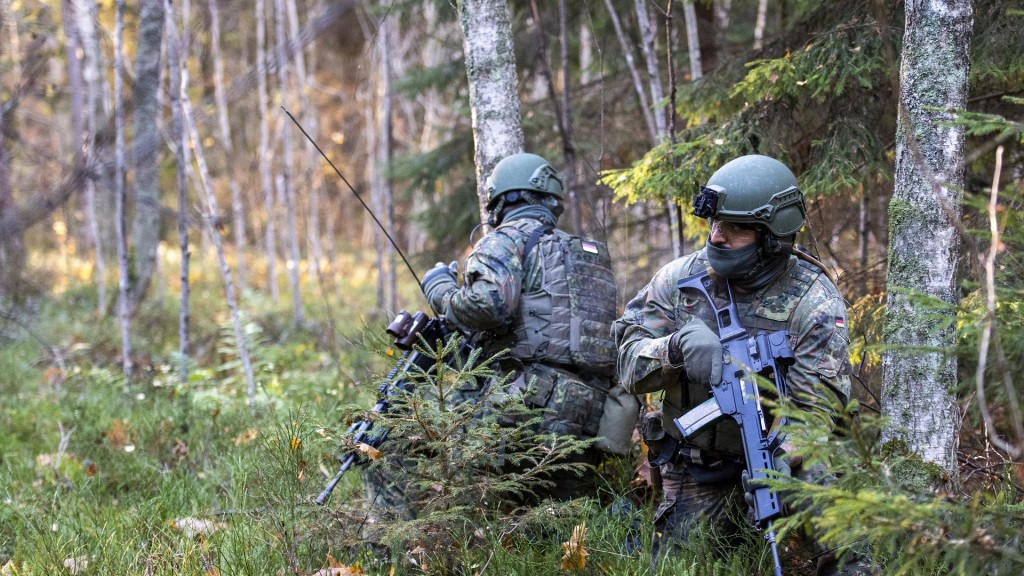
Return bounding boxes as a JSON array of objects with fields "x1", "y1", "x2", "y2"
[
  {"x1": 376, "y1": 0, "x2": 397, "y2": 313},
  {"x1": 72, "y1": 0, "x2": 107, "y2": 315},
  {"x1": 753, "y1": 0, "x2": 768, "y2": 51},
  {"x1": 128, "y1": 0, "x2": 166, "y2": 313},
  {"x1": 165, "y1": 0, "x2": 190, "y2": 382},
  {"x1": 257, "y1": 0, "x2": 278, "y2": 302},
  {"x1": 603, "y1": 0, "x2": 656, "y2": 141},
  {"x1": 114, "y1": 0, "x2": 132, "y2": 375},
  {"x1": 274, "y1": 0, "x2": 304, "y2": 324},
  {"x1": 457, "y1": 0, "x2": 525, "y2": 221},
  {"x1": 168, "y1": 7, "x2": 257, "y2": 406},
  {"x1": 634, "y1": 0, "x2": 679, "y2": 257},
  {"x1": 881, "y1": 0, "x2": 973, "y2": 487},
  {"x1": 208, "y1": 0, "x2": 248, "y2": 290},
  {"x1": 285, "y1": 0, "x2": 324, "y2": 287}
]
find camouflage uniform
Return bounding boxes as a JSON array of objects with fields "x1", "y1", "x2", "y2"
[
  {"x1": 365, "y1": 204, "x2": 618, "y2": 516},
  {"x1": 613, "y1": 248, "x2": 861, "y2": 574}
]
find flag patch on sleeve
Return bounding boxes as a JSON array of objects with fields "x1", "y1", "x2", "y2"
[
  {"x1": 835, "y1": 317, "x2": 846, "y2": 328},
  {"x1": 581, "y1": 240, "x2": 600, "y2": 254}
]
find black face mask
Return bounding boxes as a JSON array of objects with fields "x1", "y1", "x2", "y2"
[
  {"x1": 705, "y1": 238, "x2": 790, "y2": 291},
  {"x1": 705, "y1": 240, "x2": 761, "y2": 279}
]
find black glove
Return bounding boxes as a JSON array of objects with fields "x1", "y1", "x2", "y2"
[
  {"x1": 421, "y1": 261, "x2": 457, "y2": 314},
  {"x1": 667, "y1": 320, "x2": 723, "y2": 386}
]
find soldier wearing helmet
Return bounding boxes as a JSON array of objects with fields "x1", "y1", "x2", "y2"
[
  {"x1": 366, "y1": 153, "x2": 629, "y2": 516},
  {"x1": 613, "y1": 155, "x2": 868, "y2": 574}
]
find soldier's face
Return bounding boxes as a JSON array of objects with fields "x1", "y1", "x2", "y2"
[{"x1": 709, "y1": 219, "x2": 758, "y2": 249}]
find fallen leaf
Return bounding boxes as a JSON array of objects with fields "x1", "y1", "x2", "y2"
[
  {"x1": 107, "y1": 419, "x2": 128, "y2": 449},
  {"x1": 356, "y1": 443, "x2": 381, "y2": 460},
  {"x1": 170, "y1": 517, "x2": 226, "y2": 539},
  {"x1": 83, "y1": 459, "x2": 97, "y2": 477},
  {"x1": 234, "y1": 429, "x2": 259, "y2": 446},
  {"x1": 560, "y1": 523, "x2": 588, "y2": 572},
  {"x1": 63, "y1": 556, "x2": 88, "y2": 575},
  {"x1": 309, "y1": 554, "x2": 365, "y2": 575},
  {"x1": 174, "y1": 439, "x2": 190, "y2": 459}
]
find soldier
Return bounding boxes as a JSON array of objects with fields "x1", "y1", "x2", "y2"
[
  {"x1": 366, "y1": 152, "x2": 630, "y2": 516},
  {"x1": 612, "y1": 154, "x2": 870, "y2": 575}
]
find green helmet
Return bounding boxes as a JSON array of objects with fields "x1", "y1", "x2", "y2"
[
  {"x1": 692, "y1": 154, "x2": 806, "y2": 236},
  {"x1": 484, "y1": 153, "x2": 564, "y2": 210}
]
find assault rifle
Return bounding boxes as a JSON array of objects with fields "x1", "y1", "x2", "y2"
[
  {"x1": 315, "y1": 310, "x2": 470, "y2": 505},
  {"x1": 672, "y1": 271, "x2": 795, "y2": 576}
]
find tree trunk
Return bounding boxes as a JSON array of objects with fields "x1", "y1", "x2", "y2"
[
  {"x1": 603, "y1": 0, "x2": 656, "y2": 141},
  {"x1": 257, "y1": 0, "x2": 279, "y2": 303},
  {"x1": 72, "y1": 0, "x2": 107, "y2": 315},
  {"x1": 274, "y1": 0, "x2": 304, "y2": 324},
  {"x1": 376, "y1": 0, "x2": 397, "y2": 313},
  {"x1": 165, "y1": 0, "x2": 190, "y2": 382},
  {"x1": 285, "y1": 0, "x2": 324, "y2": 288},
  {"x1": 753, "y1": 0, "x2": 768, "y2": 50},
  {"x1": 114, "y1": 0, "x2": 132, "y2": 375},
  {"x1": 457, "y1": 0, "x2": 525, "y2": 221},
  {"x1": 208, "y1": 0, "x2": 248, "y2": 291},
  {"x1": 168, "y1": 4, "x2": 257, "y2": 407},
  {"x1": 128, "y1": 0, "x2": 167, "y2": 314},
  {"x1": 881, "y1": 0, "x2": 973, "y2": 487}
]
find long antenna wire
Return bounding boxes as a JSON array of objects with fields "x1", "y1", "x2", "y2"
[{"x1": 282, "y1": 106, "x2": 423, "y2": 289}]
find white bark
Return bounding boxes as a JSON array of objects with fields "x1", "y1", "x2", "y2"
[
  {"x1": 256, "y1": 0, "x2": 279, "y2": 303},
  {"x1": 457, "y1": 0, "x2": 525, "y2": 221},
  {"x1": 881, "y1": 0, "x2": 973, "y2": 486},
  {"x1": 208, "y1": 0, "x2": 248, "y2": 290},
  {"x1": 113, "y1": 0, "x2": 132, "y2": 375},
  {"x1": 602, "y1": 0, "x2": 655, "y2": 141},
  {"x1": 753, "y1": 0, "x2": 768, "y2": 51},
  {"x1": 683, "y1": 1, "x2": 702, "y2": 80},
  {"x1": 70, "y1": 0, "x2": 107, "y2": 315},
  {"x1": 165, "y1": 0, "x2": 190, "y2": 381},
  {"x1": 274, "y1": 0, "x2": 304, "y2": 324}
]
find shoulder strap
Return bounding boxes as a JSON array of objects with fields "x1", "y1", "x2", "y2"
[{"x1": 523, "y1": 223, "x2": 555, "y2": 262}]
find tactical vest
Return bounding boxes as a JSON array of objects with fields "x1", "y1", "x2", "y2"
[
  {"x1": 507, "y1": 224, "x2": 618, "y2": 374},
  {"x1": 670, "y1": 252, "x2": 824, "y2": 455}
]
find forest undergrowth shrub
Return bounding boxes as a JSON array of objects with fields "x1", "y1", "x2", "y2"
[{"x1": 769, "y1": 385, "x2": 1024, "y2": 576}]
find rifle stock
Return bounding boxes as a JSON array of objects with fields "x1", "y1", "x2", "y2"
[
  {"x1": 316, "y1": 310, "x2": 469, "y2": 505},
  {"x1": 672, "y1": 271, "x2": 795, "y2": 576}
]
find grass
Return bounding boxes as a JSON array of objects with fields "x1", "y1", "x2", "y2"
[{"x1": 0, "y1": 257, "x2": 694, "y2": 575}]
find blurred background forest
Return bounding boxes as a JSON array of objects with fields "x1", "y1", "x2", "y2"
[{"x1": 1, "y1": 0, "x2": 1023, "y2": 574}]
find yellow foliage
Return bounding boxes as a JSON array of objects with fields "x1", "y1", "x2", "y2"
[{"x1": 559, "y1": 523, "x2": 588, "y2": 572}]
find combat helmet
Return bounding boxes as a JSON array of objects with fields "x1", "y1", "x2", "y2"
[
  {"x1": 692, "y1": 154, "x2": 806, "y2": 236},
  {"x1": 484, "y1": 153, "x2": 564, "y2": 210}
]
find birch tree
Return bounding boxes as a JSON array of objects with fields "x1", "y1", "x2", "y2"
[
  {"x1": 70, "y1": 0, "x2": 107, "y2": 315},
  {"x1": 456, "y1": 0, "x2": 525, "y2": 221},
  {"x1": 274, "y1": 0, "x2": 304, "y2": 324},
  {"x1": 114, "y1": 0, "x2": 132, "y2": 374},
  {"x1": 208, "y1": 0, "x2": 248, "y2": 290},
  {"x1": 127, "y1": 0, "x2": 166, "y2": 313},
  {"x1": 165, "y1": 0, "x2": 190, "y2": 381},
  {"x1": 257, "y1": 0, "x2": 279, "y2": 303},
  {"x1": 881, "y1": 0, "x2": 973, "y2": 486}
]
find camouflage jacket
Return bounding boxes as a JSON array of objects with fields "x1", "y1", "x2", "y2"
[
  {"x1": 612, "y1": 249, "x2": 852, "y2": 450},
  {"x1": 432, "y1": 205, "x2": 555, "y2": 344}
]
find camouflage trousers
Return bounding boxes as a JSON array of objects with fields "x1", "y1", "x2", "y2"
[
  {"x1": 651, "y1": 460, "x2": 877, "y2": 576},
  {"x1": 361, "y1": 362, "x2": 607, "y2": 519}
]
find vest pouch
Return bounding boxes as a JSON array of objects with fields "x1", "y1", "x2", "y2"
[
  {"x1": 521, "y1": 363, "x2": 559, "y2": 408},
  {"x1": 524, "y1": 364, "x2": 606, "y2": 438},
  {"x1": 595, "y1": 379, "x2": 640, "y2": 455},
  {"x1": 516, "y1": 291, "x2": 553, "y2": 359}
]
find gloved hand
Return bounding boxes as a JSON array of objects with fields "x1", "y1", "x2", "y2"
[
  {"x1": 667, "y1": 320, "x2": 723, "y2": 386},
  {"x1": 421, "y1": 261, "x2": 458, "y2": 314}
]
